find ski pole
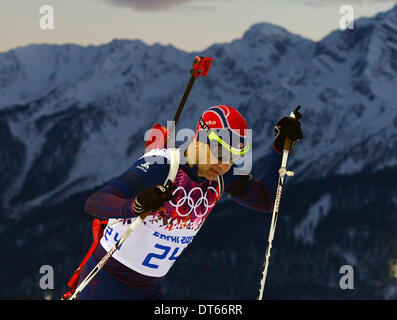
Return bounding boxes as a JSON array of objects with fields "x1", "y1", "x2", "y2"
[
  {"x1": 65, "y1": 178, "x2": 176, "y2": 300},
  {"x1": 257, "y1": 106, "x2": 301, "y2": 300}
]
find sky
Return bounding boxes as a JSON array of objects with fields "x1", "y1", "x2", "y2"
[{"x1": 1, "y1": 0, "x2": 397, "y2": 53}]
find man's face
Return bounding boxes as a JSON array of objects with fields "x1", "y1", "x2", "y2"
[{"x1": 194, "y1": 141, "x2": 233, "y2": 181}]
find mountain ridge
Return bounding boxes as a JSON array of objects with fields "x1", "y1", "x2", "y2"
[{"x1": 1, "y1": 6, "x2": 397, "y2": 213}]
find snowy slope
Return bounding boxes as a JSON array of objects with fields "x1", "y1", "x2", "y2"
[
  {"x1": 294, "y1": 193, "x2": 332, "y2": 245},
  {"x1": 1, "y1": 5, "x2": 397, "y2": 216}
]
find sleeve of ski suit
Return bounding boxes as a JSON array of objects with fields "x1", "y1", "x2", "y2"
[
  {"x1": 84, "y1": 154, "x2": 170, "y2": 220},
  {"x1": 223, "y1": 146, "x2": 282, "y2": 213}
]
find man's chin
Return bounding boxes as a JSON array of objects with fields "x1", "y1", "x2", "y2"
[
  {"x1": 198, "y1": 168, "x2": 220, "y2": 181},
  {"x1": 206, "y1": 173, "x2": 219, "y2": 181}
]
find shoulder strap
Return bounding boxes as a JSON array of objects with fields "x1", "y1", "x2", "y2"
[{"x1": 164, "y1": 148, "x2": 180, "y2": 185}]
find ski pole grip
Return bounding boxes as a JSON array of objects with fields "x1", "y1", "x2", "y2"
[{"x1": 283, "y1": 105, "x2": 301, "y2": 152}]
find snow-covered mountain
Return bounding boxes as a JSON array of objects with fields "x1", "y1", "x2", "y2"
[{"x1": 1, "y1": 5, "x2": 397, "y2": 299}]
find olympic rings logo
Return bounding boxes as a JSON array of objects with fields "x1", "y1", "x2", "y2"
[{"x1": 169, "y1": 186, "x2": 218, "y2": 218}]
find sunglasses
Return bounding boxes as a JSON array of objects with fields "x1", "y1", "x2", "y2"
[{"x1": 198, "y1": 118, "x2": 250, "y2": 163}]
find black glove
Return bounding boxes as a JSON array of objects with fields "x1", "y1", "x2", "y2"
[
  {"x1": 273, "y1": 107, "x2": 303, "y2": 153},
  {"x1": 132, "y1": 180, "x2": 176, "y2": 216}
]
